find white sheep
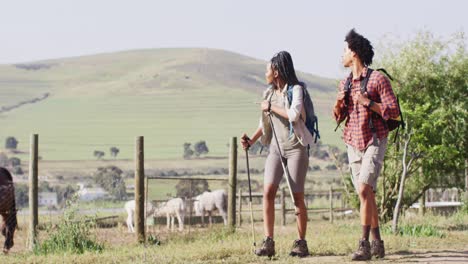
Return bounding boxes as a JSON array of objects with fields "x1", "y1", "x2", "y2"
[
  {"x1": 193, "y1": 189, "x2": 227, "y2": 226},
  {"x1": 155, "y1": 197, "x2": 186, "y2": 232},
  {"x1": 124, "y1": 200, "x2": 156, "y2": 233}
]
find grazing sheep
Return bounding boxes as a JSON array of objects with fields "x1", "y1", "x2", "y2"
[
  {"x1": 193, "y1": 189, "x2": 227, "y2": 226},
  {"x1": 155, "y1": 198, "x2": 186, "y2": 231}
]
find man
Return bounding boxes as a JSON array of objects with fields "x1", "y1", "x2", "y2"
[{"x1": 333, "y1": 29, "x2": 399, "y2": 261}]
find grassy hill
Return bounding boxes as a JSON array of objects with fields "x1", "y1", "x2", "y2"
[{"x1": 0, "y1": 48, "x2": 340, "y2": 160}]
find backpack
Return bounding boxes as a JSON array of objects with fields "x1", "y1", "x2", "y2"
[
  {"x1": 286, "y1": 82, "x2": 320, "y2": 143},
  {"x1": 337, "y1": 68, "x2": 405, "y2": 141}
]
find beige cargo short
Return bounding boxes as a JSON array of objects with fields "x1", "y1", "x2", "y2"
[{"x1": 347, "y1": 138, "x2": 388, "y2": 193}]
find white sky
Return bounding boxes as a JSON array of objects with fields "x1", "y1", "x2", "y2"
[{"x1": 0, "y1": 0, "x2": 466, "y2": 78}]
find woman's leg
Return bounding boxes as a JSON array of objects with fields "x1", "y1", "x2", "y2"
[
  {"x1": 263, "y1": 184, "x2": 278, "y2": 238},
  {"x1": 262, "y1": 147, "x2": 283, "y2": 238},
  {"x1": 286, "y1": 147, "x2": 309, "y2": 240},
  {"x1": 293, "y1": 192, "x2": 307, "y2": 239}
]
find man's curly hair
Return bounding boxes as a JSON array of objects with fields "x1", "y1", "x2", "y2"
[{"x1": 345, "y1": 29, "x2": 374, "y2": 66}]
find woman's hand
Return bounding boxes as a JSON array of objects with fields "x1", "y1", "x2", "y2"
[
  {"x1": 240, "y1": 133, "x2": 253, "y2": 150},
  {"x1": 261, "y1": 100, "x2": 270, "y2": 112}
]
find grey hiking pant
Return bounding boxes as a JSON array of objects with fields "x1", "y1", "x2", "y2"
[{"x1": 264, "y1": 144, "x2": 308, "y2": 193}]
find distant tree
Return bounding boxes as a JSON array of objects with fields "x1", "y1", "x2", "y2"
[
  {"x1": 11, "y1": 166, "x2": 23, "y2": 175},
  {"x1": 183, "y1": 143, "x2": 194, "y2": 159},
  {"x1": 110, "y1": 147, "x2": 120, "y2": 159},
  {"x1": 368, "y1": 31, "x2": 467, "y2": 227},
  {"x1": 93, "y1": 150, "x2": 105, "y2": 160},
  {"x1": 94, "y1": 166, "x2": 127, "y2": 200},
  {"x1": 39, "y1": 181, "x2": 53, "y2": 192},
  {"x1": 194, "y1": 141, "x2": 209, "y2": 157},
  {"x1": 55, "y1": 185, "x2": 77, "y2": 204},
  {"x1": 8, "y1": 157, "x2": 21, "y2": 167},
  {"x1": 175, "y1": 179, "x2": 209, "y2": 198},
  {"x1": 5, "y1": 137, "x2": 18, "y2": 150}
]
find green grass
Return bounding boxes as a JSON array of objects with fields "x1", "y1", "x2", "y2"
[
  {"x1": 6, "y1": 213, "x2": 468, "y2": 264},
  {"x1": 0, "y1": 48, "x2": 341, "y2": 161},
  {"x1": 381, "y1": 224, "x2": 446, "y2": 238}
]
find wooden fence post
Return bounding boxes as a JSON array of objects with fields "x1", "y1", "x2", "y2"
[
  {"x1": 28, "y1": 134, "x2": 38, "y2": 251},
  {"x1": 135, "y1": 136, "x2": 145, "y2": 243},
  {"x1": 227, "y1": 137, "x2": 237, "y2": 229}
]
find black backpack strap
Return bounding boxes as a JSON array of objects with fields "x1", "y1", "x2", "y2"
[
  {"x1": 375, "y1": 68, "x2": 394, "y2": 81},
  {"x1": 360, "y1": 68, "x2": 373, "y2": 94},
  {"x1": 361, "y1": 69, "x2": 379, "y2": 146}
]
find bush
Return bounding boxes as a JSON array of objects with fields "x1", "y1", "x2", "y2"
[
  {"x1": 34, "y1": 195, "x2": 104, "y2": 254},
  {"x1": 381, "y1": 224, "x2": 445, "y2": 238},
  {"x1": 459, "y1": 191, "x2": 468, "y2": 215}
]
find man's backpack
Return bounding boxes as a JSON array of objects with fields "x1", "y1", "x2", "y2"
[
  {"x1": 339, "y1": 68, "x2": 405, "y2": 141},
  {"x1": 286, "y1": 83, "x2": 320, "y2": 143}
]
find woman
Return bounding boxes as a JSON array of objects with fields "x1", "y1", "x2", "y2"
[{"x1": 241, "y1": 51, "x2": 314, "y2": 258}]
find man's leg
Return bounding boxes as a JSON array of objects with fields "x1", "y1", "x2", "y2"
[
  {"x1": 356, "y1": 139, "x2": 388, "y2": 260},
  {"x1": 347, "y1": 144, "x2": 372, "y2": 261},
  {"x1": 359, "y1": 184, "x2": 373, "y2": 240},
  {"x1": 369, "y1": 191, "x2": 381, "y2": 241}
]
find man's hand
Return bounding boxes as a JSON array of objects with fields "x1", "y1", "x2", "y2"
[
  {"x1": 356, "y1": 92, "x2": 371, "y2": 107},
  {"x1": 336, "y1": 90, "x2": 345, "y2": 103}
]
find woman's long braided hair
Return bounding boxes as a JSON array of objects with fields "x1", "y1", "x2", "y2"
[{"x1": 270, "y1": 51, "x2": 300, "y2": 88}]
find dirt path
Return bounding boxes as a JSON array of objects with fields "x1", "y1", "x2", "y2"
[{"x1": 302, "y1": 250, "x2": 468, "y2": 263}]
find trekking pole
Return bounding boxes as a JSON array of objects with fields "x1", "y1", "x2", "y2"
[
  {"x1": 242, "y1": 135, "x2": 257, "y2": 252},
  {"x1": 267, "y1": 113, "x2": 298, "y2": 214}
]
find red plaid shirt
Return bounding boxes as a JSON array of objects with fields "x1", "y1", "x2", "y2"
[{"x1": 334, "y1": 68, "x2": 400, "y2": 150}]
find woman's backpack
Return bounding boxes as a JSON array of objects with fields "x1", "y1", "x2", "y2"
[{"x1": 286, "y1": 83, "x2": 320, "y2": 143}]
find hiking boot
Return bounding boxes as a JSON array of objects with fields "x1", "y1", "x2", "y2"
[
  {"x1": 254, "y1": 237, "x2": 275, "y2": 257},
  {"x1": 289, "y1": 239, "x2": 310, "y2": 258},
  {"x1": 351, "y1": 238, "x2": 371, "y2": 261},
  {"x1": 371, "y1": 240, "x2": 385, "y2": 259}
]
